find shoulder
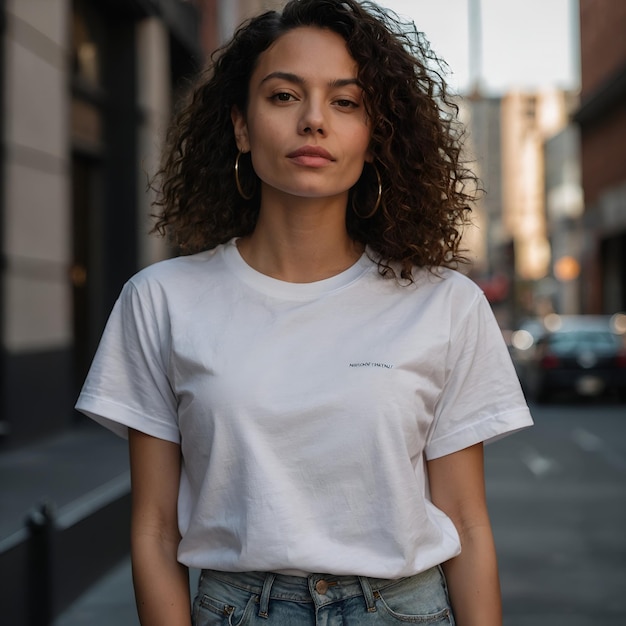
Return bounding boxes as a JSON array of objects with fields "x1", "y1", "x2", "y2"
[
  {"x1": 409, "y1": 266, "x2": 484, "y2": 306},
  {"x1": 362, "y1": 260, "x2": 485, "y2": 314},
  {"x1": 364, "y1": 250, "x2": 482, "y2": 300},
  {"x1": 111, "y1": 244, "x2": 230, "y2": 320},
  {"x1": 126, "y1": 245, "x2": 225, "y2": 295}
]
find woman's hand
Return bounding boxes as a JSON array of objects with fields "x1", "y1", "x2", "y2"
[{"x1": 129, "y1": 429, "x2": 192, "y2": 626}]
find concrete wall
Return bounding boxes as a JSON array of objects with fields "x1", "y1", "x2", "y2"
[
  {"x1": 136, "y1": 17, "x2": 171, "y2": 268},
  {"x1": 1, "y1": 0, "x2": 73, "y2": 443},
  {"x1": 3, "y1": 0, "x2": 71, "y2": 354},
  {"x1": 0, "y1": 0, "x2": 201, "y2": 447}
]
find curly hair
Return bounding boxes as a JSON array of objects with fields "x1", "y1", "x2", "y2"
[{"x1": 152, "y1": 0, "x2": 478, "y2": 279}]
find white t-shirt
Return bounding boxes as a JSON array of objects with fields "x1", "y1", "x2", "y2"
[{"x1": 76, "y1": 239, "x2": 532, "y2": 578}]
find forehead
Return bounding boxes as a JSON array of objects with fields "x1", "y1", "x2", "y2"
[{"x1": 252, "y1": 26, "x2": 358, "y2": 83}]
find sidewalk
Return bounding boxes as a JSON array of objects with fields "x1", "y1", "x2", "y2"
[
  {"x1": 0, "y1": 419, "x2": 129, "y2": 542},
  {"x1": 53, "y1": 557, "x2": 139, "y2": 626},
  {"x1": 0, "y1": 419, "x2": 134, "y2": 624}
]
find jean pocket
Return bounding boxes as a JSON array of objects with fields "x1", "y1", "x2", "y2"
[
  {"x1": 192, "y1": 577, "x2": 258, "y2": 626},
  {"x1": 373, "y1": 569, "x2": 454, "y2": 624}
]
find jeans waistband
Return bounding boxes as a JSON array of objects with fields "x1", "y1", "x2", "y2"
[{"x1": 199, "y1": 569, "x2": 422, "y2": 615}]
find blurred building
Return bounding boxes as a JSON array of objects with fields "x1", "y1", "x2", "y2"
[
  {"x1": 460, "y1": 95, "x2": 511, "y2": 324},
  {"x1": 462, "y1": 89, "x2": 575, "y2": 326},
  {"x1": 197, "y1": 0, "x2": 286, "y2": 57},
  {"x1": 0, "y1": 0, "x2": 205, "y2": 449},
  {"x1": 545, "y1": 123, "x2": 584, "y2": 314},
  {"x1": 501, "y1": 90, "x2": 573, "y2": 286},
  {"x1": 575, "y1": 0, "x2": 626, "y2": 314}
]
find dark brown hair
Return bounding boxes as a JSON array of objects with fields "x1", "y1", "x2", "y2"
[{"x1": 152, "y1": 0, "x2": 477, "y2": 279}]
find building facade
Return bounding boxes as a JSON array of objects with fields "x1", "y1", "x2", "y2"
[
  {"x1": 575, "y1": 0, "x2": 626, "y2": 314},
  {"x1": 460, "y1": 95, "x2": 512, "y2": 325},
  {"x1": 462, "y1": 88, "x2": 576, "y2": 325},
  {"x1": 0, "y1": 0, "x2": 202, "y2": 448},
  {"x1": 544, "y1": 123, "x2": 584, "y2": 314}
]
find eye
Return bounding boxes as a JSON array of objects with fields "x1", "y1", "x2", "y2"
[
  {"x1": 271, "y1": 92, "x2": 296, "y2": 102},
  {"x1": 334, "y1": 99, "x2": 359, "y2": 109}
]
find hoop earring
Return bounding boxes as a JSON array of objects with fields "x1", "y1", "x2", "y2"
[
  {"x1": 352, "y1": 162, "x2": 382, "y2": 219},
  {"x1": 235, "y1": 150, "x2": 254, "y2": 200}
]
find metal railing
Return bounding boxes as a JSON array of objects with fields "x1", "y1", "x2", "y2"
[{"x1": 1, "y1": 474, "x2": 131, "y2": 626}]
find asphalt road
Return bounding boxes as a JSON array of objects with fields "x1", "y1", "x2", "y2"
[
  {"x1": 487, "y1": 399, "x2": 626, "y2": 626},
  {"x1": 55, "y1": 399, "x2": 626, "y2": 626}
]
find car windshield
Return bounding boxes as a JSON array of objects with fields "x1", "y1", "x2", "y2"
[{"x1": 548, "y1": 330, "x2": 619, "y2": 356}]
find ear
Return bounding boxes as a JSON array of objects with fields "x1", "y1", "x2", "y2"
[{"x1": 231, "y1": 106, "x2": 250, "y2": 153}]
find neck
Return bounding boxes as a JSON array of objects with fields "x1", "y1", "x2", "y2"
[{"x1": 237, "y1": 192, "x2": 364, "y2": 283}]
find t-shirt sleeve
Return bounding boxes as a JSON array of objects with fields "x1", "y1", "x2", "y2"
[
  {"x1": 75, "y1": 279, "x2": 179, "y2": 442},
  {"x1": 425, "y1": 289, "x2": 533, "y2": 460}
]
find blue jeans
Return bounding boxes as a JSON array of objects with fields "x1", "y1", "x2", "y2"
[{"x1": 192, "y1": 566, "x2": 455, "y2": 625}]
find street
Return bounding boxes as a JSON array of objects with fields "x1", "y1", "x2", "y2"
[{"x1": 487, "y1": 400, "x2": 626, "y2": 626}]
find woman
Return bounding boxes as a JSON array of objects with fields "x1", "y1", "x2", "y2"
[{"x1": 77, "y1": 1, "x2": 533, "y2": 624}]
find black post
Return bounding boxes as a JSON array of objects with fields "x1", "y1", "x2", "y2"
[{"x1": 26, "y1": 502, "x2": 56, "y2": 626}]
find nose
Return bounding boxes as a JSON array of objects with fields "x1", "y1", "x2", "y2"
[{"x1": 298, "y1": 99, "x2": 326, "y2": 136}]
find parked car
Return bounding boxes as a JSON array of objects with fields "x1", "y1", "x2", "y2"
[{"x1": 512, "y1": 314, "x2": 626, "y2": 402}]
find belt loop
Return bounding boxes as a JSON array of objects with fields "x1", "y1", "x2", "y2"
[
  {"x1": 258, "y1": 573, "x2": 276, "y2": 619},
  {"x1": 357, "y1": 576, "x2": 377, "y2": 613}
]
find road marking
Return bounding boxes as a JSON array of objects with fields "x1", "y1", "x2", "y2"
[
  {"x1": 571, "y1": 428, "x2": 626, "y2": 471},
  {"x1": 571, "y1": 427, "x2": 602, "y2": 452},
  {"x1": 521, "y1": 446, "x2": 559, "y2": 477}
]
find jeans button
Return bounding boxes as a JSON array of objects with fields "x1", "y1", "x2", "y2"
[{"x1": 315, "y1": 579, "x2": 329, "y2": 594}]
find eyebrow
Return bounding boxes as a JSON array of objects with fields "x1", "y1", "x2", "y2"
[{"x1": 259, "y1": 71, "x2": 361, "y2": 89}]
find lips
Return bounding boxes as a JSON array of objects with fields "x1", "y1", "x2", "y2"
[{"x1": 287, "y1": 146, "x2": 334, "y2": 160}]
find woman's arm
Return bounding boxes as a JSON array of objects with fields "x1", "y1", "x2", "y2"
[
  {"x1": 427, "y1": 443, "x2": 502, "y2": 626},
  {"x1": 128, "y1": 428, "x2": 192, "y2": 626}
]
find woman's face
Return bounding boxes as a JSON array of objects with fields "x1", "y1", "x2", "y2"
[{"x1": 232, "y1": 26, "x2": 372, "y2": 205}]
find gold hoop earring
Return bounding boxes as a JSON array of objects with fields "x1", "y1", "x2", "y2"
[
  {"x1": 235, "y1": 150, "x2": 254, "y2": 200},
  {"x1": 352, "y1": 162, "x2": 382, "y2": 219}
]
